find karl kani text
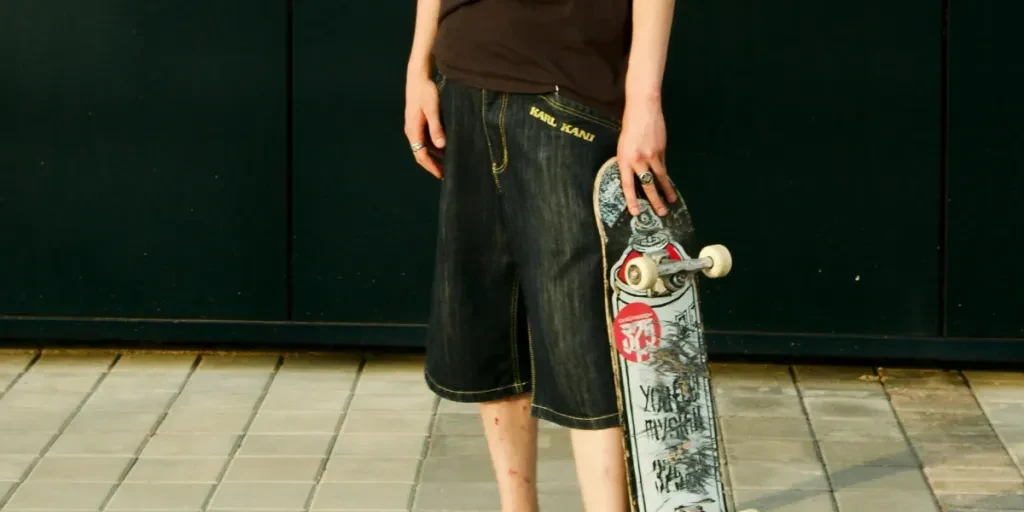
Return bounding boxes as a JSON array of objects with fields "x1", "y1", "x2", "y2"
[{"x1": 529, "y1": 106, "x2": 595, "y2": 142}]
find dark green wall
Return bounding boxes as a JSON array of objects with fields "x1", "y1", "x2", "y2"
[
  {"x1": 946, "y1": 1, "x2": 1024, "y2": 339},
  {"x1": 1, "y1": 1, "x2": 1022, "y2": 362},
  {"x1": 0, "y1": 1, "x2": 289, "y2": 321},
  {"x1": 667, "y1": 0, "x2": 942, "y2": 337},
  {"x1": 291, "y1": 1, "x2": 439, "y2": 324}
]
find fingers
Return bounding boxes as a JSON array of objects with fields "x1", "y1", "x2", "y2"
[
  {"x1": 635, "y1": 160, "x2": 668, "y2": 216},
  {"x1": 618, "y1": 159, "x2": 639, "y2": 216},
  {"x1": 414, "y1": 146, "x2": 443, "y2": 179},
  {"x1": 405, "y1": 110, "x2": 444, "y2": 180},
  {"x1": 649, "y1": 156, "x2": 676, "y2": 204},
  {"x1": 424, "y1": 101, "x2": 446, "y2": 149}
]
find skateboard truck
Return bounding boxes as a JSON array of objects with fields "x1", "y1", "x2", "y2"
[{"x1": 625, "y1": 244, "x2": 733, "y2": 292}]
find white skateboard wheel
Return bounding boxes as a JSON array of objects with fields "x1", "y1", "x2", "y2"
[
  {"x1": 698, "y1": 244, "x2": 732, "y2": 278},
  {"x1": 625, "y1": 256, "x2": 659, "y2": 290}
]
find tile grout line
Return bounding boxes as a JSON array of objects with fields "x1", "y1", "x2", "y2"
[
  {"x1": 0, "y1": 350, "x2": 43, "y2": 506},
  {"x1": 0, "y1": 350, "x2": 42, "y2": 400},
  {"x1": 0, "y1": 352, "x2": 122, "y2": 509},
  {"x1": 709, "y1": 376, "x2": 737, "y2": 510},
  {"x1": 959, "y1": 370, "x2": 1024, "y2": 479},
  {"x1": 98, "y1": 354, "x2": 203, "y2": 511},
  {"x1": 199, "y1": 355, "x2": 286, "y2": 512},
  {"x1": 408, "y1": 389, "x2": 441, "y2": 511},
  {"x1": 302, "y1": 355, "x2": 368, "y2": 512},
  {"x1": 786, "y1": 365, "x2": 842, "y2": 512},
  {"x1": 873, "y1": 367, "x2": 946, "y2": 511}
]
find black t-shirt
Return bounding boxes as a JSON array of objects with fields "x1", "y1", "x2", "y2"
[{"x1": 432, "y1": 0, "x2": 632, "y2": 118}]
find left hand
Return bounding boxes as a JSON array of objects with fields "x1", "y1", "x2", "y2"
[{"x1": 616, "y1": 94, "x2": 677, "y2": 216}]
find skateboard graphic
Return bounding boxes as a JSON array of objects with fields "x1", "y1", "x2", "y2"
[{"x1": 593, "y1": 158, "x2": 752, "y2": 512}]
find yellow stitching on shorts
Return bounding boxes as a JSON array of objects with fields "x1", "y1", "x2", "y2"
[
  {"x1": 493, "y1": 93, "x2": 509, "y2": 173},
  {"x1": 532, "y1": 403, "x2": 619, "y2": 422},
  {"x1": 481, "y1": 90, "x2": 503, "y2": 191},
  {"x1": 426, "y1": 371, "x2": 524, "y2": 396},
  {"x1": 540, "y1": 95, "x2": 620, "y2": 131},
  {"x1": 509, "y1": 279, "x2": 522, "y2": 393},
  {"x1": 527, "y1": 321, "x2": 537, "y2": 410}
]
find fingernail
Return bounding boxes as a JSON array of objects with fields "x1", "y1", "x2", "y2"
[{"x1": 435, "y1": 137, "x2": 446, "y2": 147}]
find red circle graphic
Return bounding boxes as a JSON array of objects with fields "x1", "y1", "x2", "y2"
[{"x1": 613, "y1": 302, "x2": 661, "y2": 363}]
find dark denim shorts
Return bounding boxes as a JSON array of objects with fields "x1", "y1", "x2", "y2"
[{"x1": 423, "y1": 75, "x2": 622, "y2": 430}]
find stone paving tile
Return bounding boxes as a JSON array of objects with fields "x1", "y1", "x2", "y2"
[
  {"x1": 333, "y1": 433, "x2": 427, "y2": 458},
  {"x1": 802, "y1": 395, "x2": 898, "y2": 420},
  {"x1": 0, "y1": 373, "x2": 19, "y2": 393},
  {"x1": 729, "y1": 461, "x2": 831, "y2": 490},
  {"x1": 715, "y1": 392, "x2": 806, "y2": 418},
  {"x1": 829, "y1": 465, "x2": 932, "y2": 493},
  {"x1": 125, "y1": 457, "x2": 227, "y2": 483},
  {"x1": 321, "y1": 456, "x2": 420, "y2": 483},
  {"x1": 109, "y1": 352, "x2": 198, "y2": 373},
  {"x1": 833, "y1": 489, "x2": 940, "y2": 511},
  {"x1": 106, "y1": 482, "x2": 213, "y2": 510},
  {"x1": 888, "y1": 387, "x2": 981, "y2": 413},
  {"x1": 720, "y1": 416, "x2": 815, "y2": 441},
  {"x1": 31, "y1": 351, "x2": 116, "y2": 373},
  {"x1": 98, "y1": 372, "x2": 188, "y2": 393},
  {"x1": 348, "y1": 391, "x2": 438, "y2": 413},
  {"x1": 818, "y1": 439, "x2": 919, "y2": 470},
  {"x1": 0, "y1": 433, "x2": 52, "y2": 456},
  {"x1": 809, "y1": 415, "x2": 906, "y2": 442},
  {"x1": 209, "y1": 482, "x2": 314, "y2": 509},
  {"x1": 157, "y1": 410, "x2": 253, "y2": 433},
  {"x1": 732, "y1": 488, "x2": 838, "y2": 512},
  {"x1": 793, "y1": 365, "x2": 886, "y2": 397},
  {"x1": 235, "y1": 434, "x2": 333, "y2": 457},
  {"x1": 11, "y1": 372, "x2": 103, "y2": 394},
  {"x1": 413, "y1": 481, "x2": 497, "y2": 510},
  {"x1": 724, "y1": 438, "x2": 820, "y2": 465},
  {"x1": 3, "y1": 481, "x2": 114, "y2": 510},
  {"x1": 140, "y1": 433, "x2": 240, "y2": 458},
  {"x1": 221, "y1": 456, "x2": 323, "y2": 482},
  {"x1": 0, "y1": 350, "x2": 36, "y2": 373},
  {"x1": 0, "y1": 407, "x2": 72, "y2": 431},
  {"x1": 314, "y1": 482, "x2": 413, "y2": 510},
  {"x1": 341, "y1": 411, "x2": 433, "y2": 435},
  {"x1": 196, "y1": 354, "x2": 281, "y2": 373},
  {"x1": 0, "y1": 456, "x2": 35, "y2": 481},
  {"x1": 63, "y1": 410, "x2": 163, "y2": 433},
  {"x1": 27, "y1": 455, "x2": 133, "y2": 481},
  {"x1": 248, "y1": 410, "x2": 344, "y2": 435}
]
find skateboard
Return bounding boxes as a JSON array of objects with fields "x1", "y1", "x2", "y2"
[{"x1": 593, "y1": 157, "x2": 753, "y2": 512}]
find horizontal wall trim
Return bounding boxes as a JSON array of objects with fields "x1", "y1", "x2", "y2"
[{"x1": 2, "y1": 317, "x2": 1023, "y2": 366}]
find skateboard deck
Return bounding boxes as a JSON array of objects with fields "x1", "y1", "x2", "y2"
[{"x1": 593, "y1": 157, "x2": 750, "y2": 512}]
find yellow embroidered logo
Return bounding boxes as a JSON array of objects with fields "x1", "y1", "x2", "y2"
[
  {"x1": 529, "y1": 106, "x2": 557, "y2": 127},
  {"x1": 529, "y1": 106, "x2": 595, "y2": 142},
  {"x1": 560, "y1": 122, "x2": 595, "y2": 142}
]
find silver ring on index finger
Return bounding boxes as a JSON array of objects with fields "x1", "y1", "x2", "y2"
[
  {"x1": 410, "y1": 142, "x2": 425, "y2": 152},
  {"x1": 638, "y1": 171, "x2": 655, "y2": 185}
]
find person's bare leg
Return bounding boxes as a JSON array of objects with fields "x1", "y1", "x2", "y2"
[
  {"x1": 570, "y1": 426, "x2": 629, "y2": 512},
  {"x1": 480, "y1": 394, "x2": 539, "y2": 512}
]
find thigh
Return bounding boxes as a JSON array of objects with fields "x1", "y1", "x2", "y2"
[
  {"x1": 500, "y1": 92, "x2": 623, "y2": 428},
  {"x1": 424, "y1": 78, "x2": 532, "y2": 402}
]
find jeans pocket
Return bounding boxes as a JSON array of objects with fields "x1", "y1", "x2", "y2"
[{"x1": 538, "y1": 92, "x2": 620, "y2": 132}]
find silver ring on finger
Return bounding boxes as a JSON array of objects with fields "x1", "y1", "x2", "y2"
[
  {"x1": 638, "y1": 171, "x2": 655, "y2": 185},
  {"x1": 410, "y1": 142, "x2": 425, "y2": 152}
]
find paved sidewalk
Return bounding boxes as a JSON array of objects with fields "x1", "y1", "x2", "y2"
[{"x1": 0, "y1": 349, "x2": 1022, "y2": 511}]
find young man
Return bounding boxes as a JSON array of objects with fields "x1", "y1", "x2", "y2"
[{"x1": 404, "y1": 0, "x2": 676, "y2": 510}]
